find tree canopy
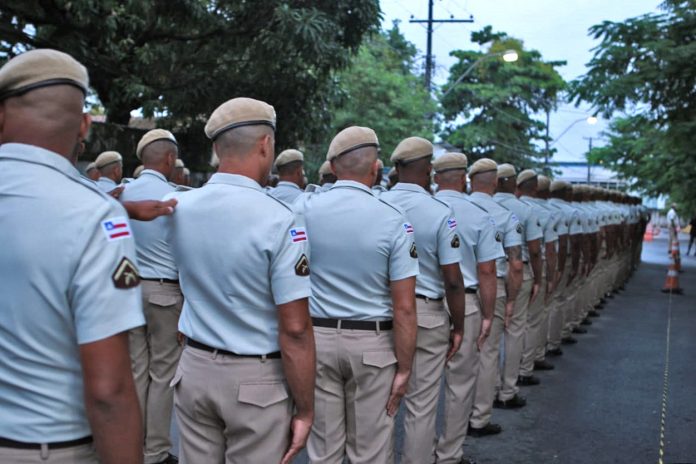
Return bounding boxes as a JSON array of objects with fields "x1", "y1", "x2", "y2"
[
  {"x1": 0, "y1": 0, "x2": 381, "y2": 149},
  {"x1": 439, "y1": 26, "x2": 566, "y2": 167},
  {"x1": 571, "y1": 0, "x2": 696, "y2": 211}
]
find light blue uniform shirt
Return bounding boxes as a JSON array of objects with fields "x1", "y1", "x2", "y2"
[
  {"x1": 372, "y1": 185, "x2": 387, "y2": 196},
  {"x1": 522, "y1": 196, "x2": 560, "y2": 245},
  {"x1": 381, "y1": 183, "x2": 461, "y2": 299},
  {"x1": 435, "y1": 190, "x2": 505, "y2": 289},
  {"x1": 270, "y1": 180, "x2": 304, "y2": 204},
  {"x1": 96, "y1": 176, "x2": 118, "y2": 192},
  {"x1": 468, "y1": 192, "x2": 523, "y2": 278},
  {"x1": 120, "y1": 169, "x2": 178, "y2": 279},
  {"x1": 0, "y1": 143, "x2": 144, "y2": 442},
  {"x1": 494, "y1": 192, "x2": 543, "y2": 263},
  {"x1": 294, "y1": 180, "x2": 419, "y2": 320},
  {"x1": 548, "y1": 198, "x2": 583, "y2": 236},
  {"x1": 166, "y1": 173, "x2": 311, "y2": 354}
]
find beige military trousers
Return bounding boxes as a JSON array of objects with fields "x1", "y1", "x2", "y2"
[
  {"x1": 402, "y1": 299, "x2": 450, "y2": 464},
  {"x1": 519, "y1": 272, "x2": 548, "y2": 378},
  {"x1": 307, "y1": 324, "x2": 397, "y2": 464},
  {"x1": 434, "y1": 296, "x2": 482, "y2": 464},
  {"x1": 0, "y1": 444, "x2": 97, "y2": 463},
  {"x1": 172, "y1": 346, "x2": 292, "y2": 463},
  {"x1": 547, "y1": 265, "x2": 571, "y2": 351},
  {"x1": 128, "y1": 280, "x2": 183, "y2": 464},
  {"x1": 497, "y1": 275, "x2": 533, "y2": 401}
]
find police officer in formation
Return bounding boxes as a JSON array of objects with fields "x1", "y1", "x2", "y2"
[{"x1": 0, "y1": 48, "x2": 649, "y2": 464}]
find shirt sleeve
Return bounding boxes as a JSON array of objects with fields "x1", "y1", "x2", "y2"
[
  {"x1": 477, "y1": 214, "x2": 505, "y2": 262},
  {"x1": 503, "y1": 211, "x2": 524, "y2": 248},
  {"x1": 543, "y1": 210, "x2": 559, "y2": 243},
  {"x1": 568, "y1": 209, "x2": 583, "y2": 235},
  {"x1": 524, "y1": 207, "x2": 544, "y2": 241},
  {"x1": 389, "y1": 214, "x2": 420, "y2": 281},
  {"x1": 269, "y1": 211, "x2": 312, "y2": 305},
  {"x1": 436, "y1": 209, "x2": 462, "y2": 266},
  {"x1": 69, "y1": 201, "x2": 145, "y2": 345}
]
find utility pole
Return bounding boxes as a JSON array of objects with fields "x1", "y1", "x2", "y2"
[
  {"x1": 544, "y1": 108, "x2": 551, "y2": 167},
  {"x1": 410, "y1": 1, "x2": 474, "y2": 91},
  {"x1": 583, "y1": 136, "x2": 593, "y2": 183}
]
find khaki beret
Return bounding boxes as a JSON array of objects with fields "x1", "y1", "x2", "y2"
[
  {"x1": 390, "y1": 137, "x2": 433, "y2": 164},
  {"x1": 318, "y1": 160, "x2": 332, "y2": 177},
  {"x1": 517, "y1": 169, "x2": 537, "y2": 186},
  {"x1": 133, "y1": 165, "x2": 144, "y2": 178},
  {"x1": 497, "y1": 163, "x2": 516, "y2": 179},
  {"x1": 136, "y1": 129, "x2": 178, "y2": 160},
  {"x1": 573, "y1": 184, "x2": 587, "y2": 193},
  {"x1": 537, "y1": 175, "x2": 551, "y2": 191},
  {"x1": 468, "y1": 158, "x2": 498, "y2": 177},
  {"x1": 94, "y1": 151, "x2": 122, "y2": 169},
  {"x1": 388, "y1": 167, "x2": 397, "y2": 177},
  {"x1": 183, "y1": 167, "x2": 190, "y2": 176},
  {"x1": 174, "y1": 158, "x2": 185, "y2": 169},
  {"x1": 0, "y1": 49, "x2": 89, "y2": 101},
  {"x1": 205, "y1": 97, "x2": 276, "y2": 140},
  {"x1": 550, "y1": 180, "x2": 571, "y2": 192},
  {"x1": 433, "y1": 152, "x2": 468, "y2": 173},
  {"x1": 275, "y1": 149, "x2": 304, "y2": 168},
  {"x1": 85, "y1": 162, "x2": 97, "y2": 172},
  {"x1": 327, "y1": 126, "x2": 379, "y2": 161},
  {"x1": 377, "y1": 158, "x2": 384, "y2": 169}
]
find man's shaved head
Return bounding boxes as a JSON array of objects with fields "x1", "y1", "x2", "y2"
[
  {"x1": 470, "y1": 170, "x2": 498, "y2": 193},
  {"x1": 214, "y1": 125, "x2": 274, "y2": 159},
  {"x1": 331, "y1": 146, "x2": 378, "y2": 179},
  {"x1": 0, "y1": 85, "x2": 88, "y2": 162},
  {"x1": 141, "y1": 139, "x2": 178, "y2": 165}
]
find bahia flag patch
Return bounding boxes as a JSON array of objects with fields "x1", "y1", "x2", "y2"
[
  {"x1": 404, "y1": 223, "x2": 414, "y2": 234},
  {"x1": 289, "y1": 227, "x2": 307, "y2": 243},
  {"x1": 447, "y1": 218, "x2": 457, "y2": 229},
  {"x1": 102, "y1": 217, "x2": 132, "y2": 241}
]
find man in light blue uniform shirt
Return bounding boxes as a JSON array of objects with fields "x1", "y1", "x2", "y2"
[
  {"x1": 467, "y1": 159, "x2": 525, "y2": 438},
  {"x1": 295, "y1": 126, "x2": 418, "y2": 464},
  {"x1": 381, "y1": 138, "x2": 466, "y2": 464},
  {"x1": 491, "y1": 165, "x2": 543, "y2": 406},
  {"x1": 94, "y1": 150, "x2": 123, "y2": 192},
  {"x1": 120, "y1": 128, "x2": 182, "y2": 464},
  {"x1": 167, "y1": 98, "x2": 316, "y2": 464},
  {"x1": 432, "y1": 153, "x2": 505, "y2": 464},
  {"x1": 318, "y1": 160, "x2": 336, "y2": 192},
  {"x1": 270, "y1": 148, "x2": 305, "y2": 203},
  {"x1": 0, "y1": 49, "x2": 144, "y2": 464}
]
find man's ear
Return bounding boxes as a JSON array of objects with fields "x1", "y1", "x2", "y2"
[{"x1": 79, "y1": 113, "x2": 92, "y2": 144}]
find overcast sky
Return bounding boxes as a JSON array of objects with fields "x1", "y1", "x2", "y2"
[{"x1": 380, "y1": 0, "x2": 661, "y2": 162}]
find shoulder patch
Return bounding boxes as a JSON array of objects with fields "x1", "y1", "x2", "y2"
[
  {"x1": 495, "y1": 231, "x2": 502, "y2": 242},
  {"x1": 102, "y1": 216, "x2": 132, "y2": 241},
  {"x1": 488, "y1": 217, "x2": 497, "y2": 227},
  {"x1": 451, "y1": 235, "x2": 460, "y2": 248},
  {"x1": 516, "y1": 223, "x2": 524, "y2": 234},
  {"x1": 289, "y1": 227, "x2": 307, "y2": 243},
  {"x1": 536, "y1": 220, "x2": 542, "y2": 227},
  {"x1": 447, "y1": 218, "x2": 457, "y2": 230},
  {"x1": 295, "y1": 254, "x2": 310, "y2": 276},
  {"x1": 410, "y1": 243, "x2": 418, "y2": 259},
  {"x1": 404, "y1": 223, "x2": 414, "y2": 234},
  {"x1": 112, "y1": 257, "x2": 140, "y2": 289}
]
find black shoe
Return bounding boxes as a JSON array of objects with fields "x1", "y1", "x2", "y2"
[
  {"x1": 595, "y1": 302, "x2": 605, "y2": 310},
  {"x1": 534, "y1": 360, "x2": 555, "y2": 371},
  {"x1": 457, "y1": 458, "x2": 477, "y2": 464},
  {"x1": 599, "y1": 297, "x2": 607, "y2": 305},
  {"x1": 494, "y1": 394, "x2": 527, "y2": 409},
  {"x1": 517, "y1": 375, "x2": 540, "y2": 386},
  {"x1": 468, "y1": 422, "x2": 502, "y2": 437},
  {"x1": 561, "y1": 336, "x2": 578, "y2": 344},
  {"x1": 547, "y1": 348, "x2": 563, "y2": 356},
  {"x1": 588, "y1": 310, "x2": 601, "y2": 317},
  {"x1": 580, "y1": 318, "x2": 593, "y2": 326},
  {"x1": 156, "y1": 454, "x2": 179, "y2": 464},
  {"x1": 572, "y1": 327, "x2": 587, "y2": 334}
]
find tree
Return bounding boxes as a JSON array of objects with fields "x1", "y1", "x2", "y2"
[
  {"x1": 570, "y1": 0, "x2": 696, "y2": 209},
  {"x1": 326, "y1": 22, "x2": 436, "y2": 163},
  {"x1": 0, "y1": 0, "x2": 380, "y2": 151},
  {"x1": 439, "y1": 26, "x2": 566, "y2": 167}
]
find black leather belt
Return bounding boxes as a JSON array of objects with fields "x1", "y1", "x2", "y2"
[
  {"x1": 141, "y1": 278, "x2": 179, "y2": 284},
  {"x1": 465, "y1": 288, "x2": 478, "y2": 294},
  {"x1": 416, "y1": 294, "x2": 444, "y2": 302},
  {"x1": 0, "y1": 436, "x2": 92, "y2": 450},
  {"x1": 311, "y1": 317, "x2": 393, "y2": 331},
  {"x1": 187, "y1": 339, "x2": 281, "y2": 359}
]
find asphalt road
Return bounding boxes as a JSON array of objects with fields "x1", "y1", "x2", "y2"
[{"x1": 172, "y1": 234, "x2": 696, "y2": 464}]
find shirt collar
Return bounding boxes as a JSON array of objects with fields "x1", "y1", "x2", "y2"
[
  {"x1": 276, "y1": 181, "x2": 302, "y2": 191},
  {"x1": 331, "y1": 180, "x2": 374, "y2": 195},
  {"x1": 98, "y1": 177, "x2": 117, "y2": 185},
  {"x1": 207, "y1": 173, "x2": 263, "y2": 191},
  {"x1": 0, "y1": 143, "x2": 81, "y2": 180},
  {"x1": 470, "y1": 191, "x2": 492, "y2": 200},
  {"x1": 392, "y1": 182, "x2": 430, "y2": 195},
  {"x1": 494, "y1": 192, "x2": 516, "y2": 199},
  {"x1": 139, "y1": 169, "x2": 168, "y2": 183},
  {"x1": 435, "y1": 189, "x2": 463, "y2": 198}
]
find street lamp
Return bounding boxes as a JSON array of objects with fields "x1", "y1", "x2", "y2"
[
  {"x1": 550, "y1": 116, "x2": 597, "y2": 147},
  {"x1": 440, "y1": 49, "x2": 519, "y2": 100}
]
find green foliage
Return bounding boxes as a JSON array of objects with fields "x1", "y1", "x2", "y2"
[
  {"x1": 0, "y1": 0, "x2": 380, "y2": 158},
  {"x1": 440, "y1": 26, "x2": 566, "y2": 167},
  {"x1": 326, "y1": 22, "x2": 436, "y2": 166},
  {"x1": 570, "y1": 0, "x2": 696, "y2": 210}
]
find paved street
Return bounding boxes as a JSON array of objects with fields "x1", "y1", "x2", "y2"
[{"x1": 173, "y1": 235, "x2": 696, "y2": 464}]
